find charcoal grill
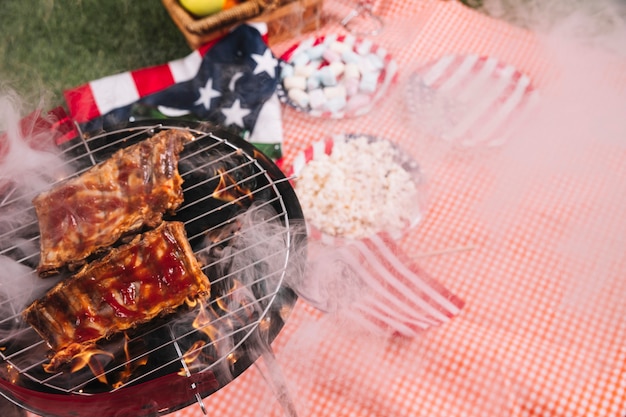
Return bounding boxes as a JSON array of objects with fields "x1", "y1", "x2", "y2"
[{"x1": 0, "y1": 120, "x2": 305, "y2": 417}]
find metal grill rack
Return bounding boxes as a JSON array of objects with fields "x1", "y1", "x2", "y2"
[{"x1": 0, "y1": 121, "x2": 304, "y2": 417}]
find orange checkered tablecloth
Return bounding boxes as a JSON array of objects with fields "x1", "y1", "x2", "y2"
[
  {"x1": 23, "y1": 1, "x2": 621, "y2": 417},
  {"x1": 161, "y1": 1, "x2": 626, "y2": 416}
]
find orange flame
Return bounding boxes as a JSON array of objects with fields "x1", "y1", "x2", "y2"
[
  {"x1": 42, "y1": 333, "x2": 148, "y2": 388},
  {"x1": 179, "y1": 279, "x2": 259, "y2": 375},
  {"x1": 179, "y1": 299, "x2": 222, "y2": 373},
  {"x1": 112, "y1": 333, "x2": 148, "y2": 389},
  {"x1": 1, "y1": 363, "x2": 20, "y2": 384},
  {"x1": 216, "y1": 279, "x2": 256, "y2": 324},
  {"x1": 67, "y1": 348, "x2": 115, "y2": 384},
  {"x1": 212, "y1": 168, "x2": 253, "y2": 206},
  {"x1": 193, "y1": 299, "x2": 222, "y2": 342},
  {"x1": 183, "y1": 340, "x2": 207, "y2": 366},
  {"x1": 178, "y1": 340, "x2": 207, "y2": 377}
]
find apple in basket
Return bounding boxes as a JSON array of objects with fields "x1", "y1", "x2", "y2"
[{"x1": 179, "y1": 0, "x2": 238, "y2": 17}]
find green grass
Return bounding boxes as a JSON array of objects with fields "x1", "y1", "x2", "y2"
[
  {"x1": 1, "y1": 0, "x2": 522, "y2": 112},
  {"x1": 0, "y1": 0, "x2": 489, "y2": 112},
  {"x1": 0, "y1": 0, "x2": 189, "y2": 109}
]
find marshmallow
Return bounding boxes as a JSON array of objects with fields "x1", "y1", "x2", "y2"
[
  {"x1": 291, "y1": 52, "x2": 310, "y2": 67},
  {"x1": 359, "y1": 71, "x2": 379, "y2": 93},
  {"x1": 324, "y1": 85, "x2": 347, "y2": 100},
  {"x1": 344, "y1": 77, "x2": 360, "y2": 96},
  {"x1": 308, "y1": 88, "x2": 326, "y2": 110},
  {"x1": 306, "y1": 75, "x2": 321, "y2": 90},
  {"x1": 360, "y1": 54, "x2": 385, "y2": 72},
  {"x1": 306, "y1": 44, "x2": 327, "y2": 60},
  {"x1": 341, "y1": 34, "x2": 356, "y2": 48},
  {"x1": 344, "y1": 62, "x2": 361, "y2": 79},
  {"x1": 322, "y1": 33, "x2": 339, "y2": 46},
  {"x1": 322, "y1": 48, "x2": 341, "y2": 63},
  {"x1": 327, "y1": 61, "x2": 345, "y2": 77},
  {"x1": 294, "y1": 63, "x2": 317, "y2": 78},
  {"x1": 355, "y1": 39, "x2": 373, "y2": 55},
  {"x1": 325, "y1": 96, "x2": 347, "y2": 113},
  {"x1": 317, "y1": 66, "x2": 337, "y2": 87},
  {"x1": 280, "y1": 64, "x2": 295, "y2": 79},
  {"x1": 283, "y1": 75, "x2": 307, "y2": 91},
  {"x1": 364, "y1": 53, "x2": 385, "y2": 71},
  {"x1": 341, "y1": 50, "x2": 361, "y2": 65},
  {"x1": 288, "y1": 88, "x2": 310, "y2": 108},
  {"x1": 284, "y1": 36, "x2": 389, "y2": 116},
  {"x1": 329, "y1": 41, "x2": 349, "y2": 54}
]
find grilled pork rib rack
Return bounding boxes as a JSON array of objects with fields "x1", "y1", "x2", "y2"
[
  {"x1": 24, "y1": 221, "x2": 210, "y2": 370},
  {"x1": 33, "y1": 129, "x2": 192, "y2": 276},
  {"x1": 0, "y1": 122, "x2": 304, "y2": 417}
]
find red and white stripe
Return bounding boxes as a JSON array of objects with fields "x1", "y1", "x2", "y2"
[
  {"x1": 412, "y1": 54, "x2": 539, "y2": 147},
  {"x1": 63, "y1": 23, "x2": 269, "y2": 124},
  {"x1": 339, "y1": 233, "x2": 464, "y2": 337},
  {"x1": 287, "y1": 135, "x2": 352, "y2": 246},
  {"x1": 0, "y1": 106, "x2": 78, "y2": 148}
]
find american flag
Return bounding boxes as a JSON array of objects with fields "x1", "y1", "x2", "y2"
[{"x1": 63, "y1": 23, "x2": 284, "y2": 159}]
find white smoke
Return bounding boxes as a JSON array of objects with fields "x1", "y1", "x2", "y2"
[
  {"x1": 480, "y1": 0, "x2": 626, "y2": 56},
  {"x1": 0, "y1": 90, "x2": 68, "y2": 196},
  {"x1": 471, "y1": 0, "x2": 626, "y2": 311},
  {"x1": 0, "y1": 88, "x2": 67, "y2": 341}
]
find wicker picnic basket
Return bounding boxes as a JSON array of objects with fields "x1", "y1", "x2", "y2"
[{"x1": 162, "y1": 0, "x2": 324, "y2": 48}]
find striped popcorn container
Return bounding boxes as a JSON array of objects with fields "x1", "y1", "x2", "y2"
[
  {"x1": 286, "y1": 134, "x2": 463, "y2": 337},
  {"x1": 407, "y1": 54, "x2": 540, "y2": 147}
]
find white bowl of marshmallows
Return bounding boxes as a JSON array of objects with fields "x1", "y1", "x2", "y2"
[{"x1": 278, "y1": 34, "x2": 398, "y2": 119}]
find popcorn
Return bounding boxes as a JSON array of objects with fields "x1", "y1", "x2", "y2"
[{"x1": 295, "y1": 136, "x2": 419, "y2": 240}]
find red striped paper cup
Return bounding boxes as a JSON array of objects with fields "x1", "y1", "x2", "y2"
[
  {"x1": 302, "y1": 231, "x2": 464, "y2": 337},
  {"x1": 407, "y1": 54, "x2": 539, "y2": 147},
  {"x1": 286, "y1": 134, "x2": 462, "y2": 336}
]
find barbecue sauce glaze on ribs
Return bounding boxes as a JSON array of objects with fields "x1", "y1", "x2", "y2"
[
  {"x1": 33, "y1": 129, "x2": 193, "y2": 277},
  {"x1": 23, "y1": 221, "x2": 210, "y2": 368}
]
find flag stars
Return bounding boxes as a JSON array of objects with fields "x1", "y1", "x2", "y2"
[
  {"x1": 222, "y1": 99, "x2": 251, "y2": 128},
  {"x1": 194, "y1": 78, "x2": 221, "y2": 109},
  {"x1": 251, "y1": 49, "x2": 277, "y2": 78}
]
